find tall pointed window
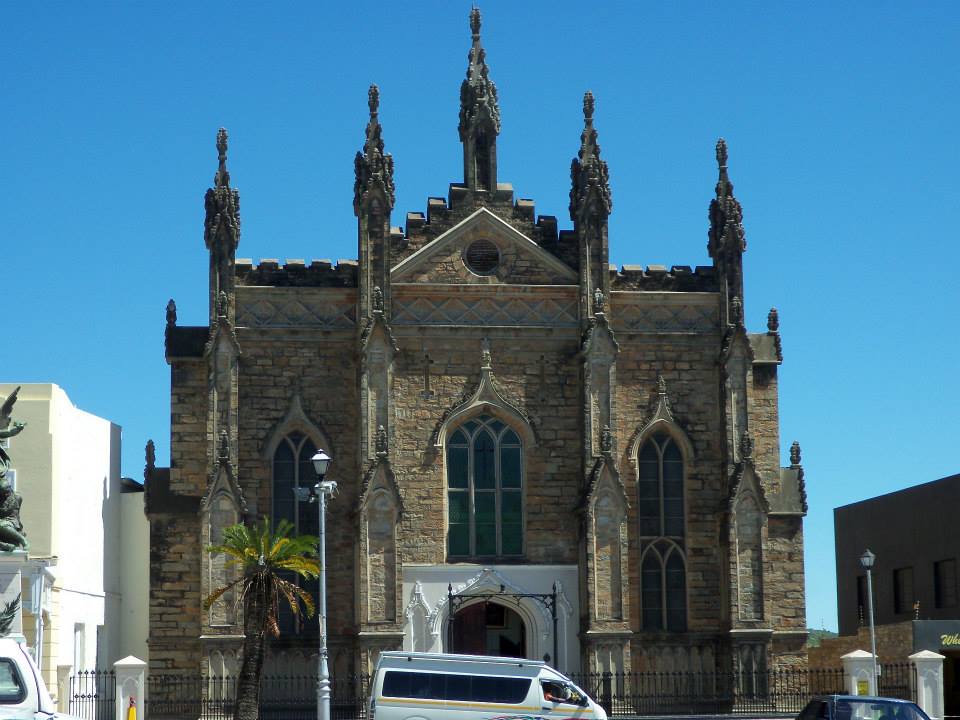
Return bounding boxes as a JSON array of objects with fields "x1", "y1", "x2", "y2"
[
  {"x1": 272, "y1": 431, "x2": 319, "y2": 634},
  {"x1": 638, "y1": 432, "x2": 687, "y2": 631},
  {"x1": 447, "y1": 415, "x2": 523, "y2": 558}
]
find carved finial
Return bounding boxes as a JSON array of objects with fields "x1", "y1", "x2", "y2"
[
  {"x1": 790, "y1": 440, "x2": 801, "y2": 467},
  {"x1": 166, "y1": 299, "x2": 177, "y2": 327},
  {"x1": 204, "y1": 128, "x2": 241, "y2": 253},
  {"x1": 481, "y1": 338, "x2": 492, "y2": 369},
  {"x1": 740, "y1": 431, "x2": 754, "y2": 460},
  {"x1": 600, "y1": 425, "x2": 613, "y2": 453},
  {"x1": 730, "y1": 295, "x2": 743, "y2": 325},
  {"x1": 708, "y1": 137, "x2": 746, "y2": 264},
  {"x1": 593, "y1": 287, "x2": 605, "y2": 314},
  {"x1": 214, "y1": 128, "x2": 230, "y2": 188},
  {"x1": 216, "y1": 290, "x2": 228, "y2": 319},
  {"x1": 657, "y1": 374, "x2": 667, "y2": 396},
  {"x1": 144, "y1": 439, "x2": 156, "y2": 481},
  {"x1": 459, "y1": 4, "x2": 501, "y2": 175},
  {"x1": 354, "y1": 86, "x2": 395, "y2": 215},
  {"x1": 767, "y1": 307, "x2": 779, "y2": 333},
  {"x1": 470, "y1": 6, "x2": 481, "y2": 38},
  {"x1": 376, "y1": 425, "x2": 388, "y2": 457},
  {"x1": 716, "y1": 137, "x2": 728, "y2": 173},
  {"x1": 570, "y1": 92, "x2": 612, "y2": 221},
  {"x1": 372, "y1": 286, "x2": 384, "y2": 312},
  {"x1": 218, "y1": 429, "x2": 229, "y2": 461}
]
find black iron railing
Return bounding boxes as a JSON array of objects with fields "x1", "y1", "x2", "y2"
[
  {"x1": 68, "y1": 669, "x2": 116, "y2": 720},
  {"x1": 72, "y1": 664, "x2": 915, "y2": 719},
  {"x1": 568, "y1": 666, "x2": 849, "y2": 716}
]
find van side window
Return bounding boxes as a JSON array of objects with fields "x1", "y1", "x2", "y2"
[
  {"x1": 381, "y1": 670, "x2": 531, "y2": 705},
  {"x1": 0, "y1": 659, "x2": 25, "y2": 703}
]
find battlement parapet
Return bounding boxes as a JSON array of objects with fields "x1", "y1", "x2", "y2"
[
  {"x1": 612, "y1": 264, "x2": 717, "y2": 292},
  {"x1": 236, "y1": 258, "x2": 359, "y2": 287}
]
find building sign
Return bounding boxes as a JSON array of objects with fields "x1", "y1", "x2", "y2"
[{"x1": 941, "y1": 634, "x2": 960, "y2": 647}]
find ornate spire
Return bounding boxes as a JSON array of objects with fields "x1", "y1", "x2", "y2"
[
  {"x1": 459, "y1": 7, "x2": 500, "y2": 191},
  {"x1": 707, "y1": 137, "x2": 745, "y2": 262},
  {"x1": 204, "y1": 128, "x2": 241, "y2": 252},
  {"x1": 569, "y1": 91, "x2": 612, "y2": 221},
  {"x1": 353, "y1": 84, "x2": 395, "y2": 216}
]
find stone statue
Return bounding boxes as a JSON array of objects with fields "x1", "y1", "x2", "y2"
[{"x1": 0, "y1": 388, "x2": 28, "y2": 552}]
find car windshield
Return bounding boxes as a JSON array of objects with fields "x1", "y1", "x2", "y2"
[{"x1": 835, "y1": 699, "x2": 928, "y2": 720}]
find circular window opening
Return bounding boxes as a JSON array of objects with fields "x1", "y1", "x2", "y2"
[{"x1": 465, "y1": 239, "x2": 500, "y2": 275}]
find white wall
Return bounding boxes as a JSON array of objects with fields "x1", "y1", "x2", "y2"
[{"x1": 0, "y1": 383, "x2": 146, "y2": 678}]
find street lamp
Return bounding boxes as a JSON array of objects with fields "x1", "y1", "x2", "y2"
[
  {"x1": 859, "y1": 548, "x2": 879, "y2": 689},
  {"x1": 293, "y1": 449, "x2": 336, "y2": 720}
]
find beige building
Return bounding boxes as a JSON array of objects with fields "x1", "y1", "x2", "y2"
[
  {"x1": 148, "y1": 10, "x2": 808, "y2": 680},
  {"x1": 0, "y1": 383, "x2": 149, "y2": 689}
]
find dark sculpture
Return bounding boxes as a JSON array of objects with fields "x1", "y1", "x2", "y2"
[{"x1": 0, "y1": 388, "x2": 28, "y2": 552}]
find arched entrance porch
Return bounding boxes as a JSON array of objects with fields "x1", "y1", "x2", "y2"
[{"x1": 451, "y1": 601, "x2": 526, "y2": 658}]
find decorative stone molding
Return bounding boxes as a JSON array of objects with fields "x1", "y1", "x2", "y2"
[
  {"x1": 393, "y1": 294, "x2": 577, "y2": 327},
  {"x1": 430, "y1": 338, "x2": 536, "y2": 448},
  {"x1": 261, "y1": 390, "x2": 332, "y2": 460},
  {"x1": 627, "y1": 375, "x2": 695, "y2": 463},
  {"x1": 236, "y1": 289, "x2": 356, "y2": 329}
]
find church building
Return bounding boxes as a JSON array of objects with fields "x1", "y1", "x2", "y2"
[{"x1": 147, "y1": 9, "x2": 809, "y2": 680}]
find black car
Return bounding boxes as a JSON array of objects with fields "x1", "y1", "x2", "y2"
[{"x1": 798, "y1": 696, "x2": 931, "y2": 720}]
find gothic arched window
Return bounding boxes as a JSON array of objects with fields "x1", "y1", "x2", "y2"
[
  {"x1": 638, "y1": 432, "x2": 687, "y2": 631},
  {"x1": 447, "y1": 415, "x2": 523, "y2": 558},
  {"x1": 271, "y1": 431, "x2": 320, "y2": 634}
]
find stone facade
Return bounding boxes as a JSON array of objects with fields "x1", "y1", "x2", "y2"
[{"x1": 146, "y1": 10, "x2": 808, "y2": 680}]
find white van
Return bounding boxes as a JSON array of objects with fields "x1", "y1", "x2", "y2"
[{"x1": 369, "y1": 651, "x2": 607, "y2": 720}]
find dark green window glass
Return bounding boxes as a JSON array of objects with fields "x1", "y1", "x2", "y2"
[
  {"x1": 475, "y1": 523, "x2": 496, "y2": 555},
  {"x1": 474, "y1": 492, "x2": 495, "y2": 524},
  {"x1": 447, "y1": 415, "x2": 525, "y2": 557},
  {"x1": 639, "y1": 434, "x2": 685, "y2": 538},
  {"x1": 447, "y1": 445, "x2": 469, "y2": 489},
  {"x1": 473, "y1": 431, "x2": 496, "y2": 489},
  {"x1": 501, "y1": 523, "x2": 522, "y2": 555},
  {"x1": 448, "y1": 521, "x2": 470, "y2": 556},
  {"x1": 448, "y1": 491, "x2": 469, "y2": 524},
  {"x1": 500, "y1": 447, "x2": 521, "y2": 488},
  {"x1": 642, "y1": 552, "x2": 663, "y2": 631},
  {"x1": 501, "y1": 491, "x2": 522, "y2": 524},
  {"x1": 665, "y1": 552, "x2": 687, "y2": 631}
]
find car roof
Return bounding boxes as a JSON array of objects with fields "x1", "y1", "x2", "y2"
[{"x1": 816, "y1": 695, "x2": 920, "y2": 705}]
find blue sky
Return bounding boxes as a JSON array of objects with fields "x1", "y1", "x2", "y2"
[{"x1": 2, "y1": 1, "x2": 958, "y2": 632}]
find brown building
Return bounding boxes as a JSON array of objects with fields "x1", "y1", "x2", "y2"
[{"x1": 146, "y1": 10, "x2": 808, "y2": 681}]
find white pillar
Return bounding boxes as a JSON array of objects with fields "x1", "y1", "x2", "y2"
[
  {"x1": 114, "y1": 655, "x2": 146, "y2": 720},
  {"x1": 841, "y1": 649, "x2": 877, "y2": 696},
  {"x1": 910, "y1": 650, "x2": 945, "y2": 720}
]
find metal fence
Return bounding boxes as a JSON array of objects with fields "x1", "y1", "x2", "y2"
[
  {"x1": 568, "y1": 665, "x2": 917, "y2": 717},
  {"x1": 72, "y1": 664, "x2": 915, "y2": 719},
  {"x1": 142, "y1": 672, "x2": 371, "y2": 720},
  {"x1": 68, "y1": 669, "x2": 116, "y2": 720}
]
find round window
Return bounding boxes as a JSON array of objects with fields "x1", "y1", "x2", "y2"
[{"x1": 464, "y1": 239, "x2": 500, "y2": 274}]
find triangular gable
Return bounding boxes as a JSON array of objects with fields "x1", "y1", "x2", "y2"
[{"x1": 391, "y1": 207, "x2": 577, "y2": 283}]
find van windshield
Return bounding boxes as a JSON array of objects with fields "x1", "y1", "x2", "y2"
[{"x1": 382, "y1": 670, "x2": 531, "y2": 705}]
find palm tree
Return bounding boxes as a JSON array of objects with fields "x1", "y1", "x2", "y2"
[{"x1": 205, "y1": 518, "x2": 320, "y2": 720}]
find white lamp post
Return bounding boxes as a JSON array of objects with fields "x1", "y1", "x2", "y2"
[
  {"x1": 859, "y1": 548, "x2": 879, "y2": 690},
  {"x1": 293, "y1": 449, "x2": 335, "y2": 720}
]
